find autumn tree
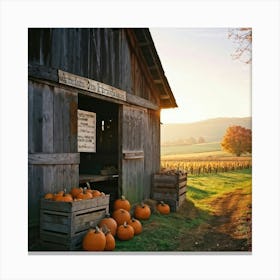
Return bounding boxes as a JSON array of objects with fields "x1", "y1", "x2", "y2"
[
  {"x1": 228, "y1": 28, "x2": 252, "y2": 64},
  {"x1": 221, "y1": 125, "x2": 252, "y2": 156}
]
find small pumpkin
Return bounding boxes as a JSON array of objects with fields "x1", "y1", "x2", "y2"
[
  {"x1": 77, "y1": 188, "x2": 93, "y2": 200},
  {"x1": 134, "y1": 202, "x2": 151, "y2": 220},
  {"x1": 102, "y1": 225, "x2": 116, "y2": 251},
  {"x1": 92, "y1": 189, "x2": 102, "y2": 198},
  {"x1": 52, "y1": 190, "x2": 65, "y2": 201},
  {"x1": 98, "y1": 214, "x2": 118, "y2": 236},
  {"x1": 116, "y1": 222, "x2": 134, "y2": 241},
  {"x1": 112, "y1": 208, "x2": 131, "y2": 226},
  {"x1": 54, "y1": 189, "x2": 73, "y2": 202},
  {"x1": 157, "y1": 201, "x2": 170, "y2": 215},
  {"x1": 113, "y1": 195, "x2": 131, "y2": 211},
  {"x1": 70, "y1": 187, "x2": 83, "y2": 198},
  {"x1": 44, "y1": 193, "x2": 54, "y2": 200},
  {"x1": 82, "y1": 226, "x2": 106, "y2": 251},
  {"x1": 128, "y1": 218, "x2": 142, "y2": 235}
]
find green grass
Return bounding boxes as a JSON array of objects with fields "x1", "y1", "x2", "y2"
[
  {"x1": 187, "y1": 169, "x2": 252, "y2": 212},
  {"x1": 115, "y1": 212, "x2": 203, "y2": 251},
  {"x1": 114, "y1": 169, "x2": 252, "y2": 251}
]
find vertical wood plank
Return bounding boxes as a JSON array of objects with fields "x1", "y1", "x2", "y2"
[
  {"x1": 53, "y1": 87, "x2": 64, "y2": 153},
  {"x1": 42, "y1": 84, "x2": 54, "y2": 152},
  {"x1": 28, "y1": 81, "x2": 34, "y2": 153},
  {"x1": 32, "y1": 82, "x2": 43, "y2": 153}
]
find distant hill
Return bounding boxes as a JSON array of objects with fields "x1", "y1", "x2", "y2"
[{"x1": 161, "y1": 117, "x2": 252, "y2": 145}]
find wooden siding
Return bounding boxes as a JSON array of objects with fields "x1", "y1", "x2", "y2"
[
  {"x1": 28, "y1": 28, "x2": 157, "y2": 105},
  {"x1": 144, "y1": 109, "x2": 161, "y2": 199},
  {"x1": 28, "y1": 80, "x2": 79, "y2": 231}
]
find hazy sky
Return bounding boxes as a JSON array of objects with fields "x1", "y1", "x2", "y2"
[{"x1": 150, "y1": 28, "x2": 252, "y2": 124}]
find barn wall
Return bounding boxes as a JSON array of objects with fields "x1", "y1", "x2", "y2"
[
  {"x1": 28, "y1": 28, "x2": 157, "y2": 105},
  {"x1": 144, "y1": 109, "x2": 161, "y2": 199},
  {"x1": 28, "y1": 80, "x2": 79, "y2": 249}
]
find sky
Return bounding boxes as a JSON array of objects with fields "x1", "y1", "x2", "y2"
[{"x1": 150, "y1": 28, "x2": 252, "y2": 124}]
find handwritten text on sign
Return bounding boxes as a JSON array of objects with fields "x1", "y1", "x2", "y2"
[
  {"x1": 58, "y1": 70, "x2": 126, "y2": 101},
  {"x1": 78, "y1": 110, "x2": 96, "y2": 153}
]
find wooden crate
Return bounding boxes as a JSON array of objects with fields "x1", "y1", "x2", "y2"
[
  {"x1": 152, "y1": 173, "x2": 187, "y2": 212},
  {"x1": 40, "y1": 195, "x2": 109, "y2": 251}
]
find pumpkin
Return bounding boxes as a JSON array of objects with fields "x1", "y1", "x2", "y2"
[
  {"x1": 102, "y1": 225, "x2": 116, "y2": 251},
  {"x1": 112, "y1": 208, "x2": 131, "y2": 226},
  {"x1": 128, "y1": 218, "x2": 142, "y2": 235},
  {"x1": 113, "y1": 195, "x2": 131, "y2": 211},
  {"x1": 116, "y1": 222, "x2": 134, "y2": 241},
  {"x1": 134, "y1": 202, "x2": 151, "y2": 220},
  {"x1": 98, "y1": 214, "x2": 118, "y2": 236},
  {"x1": 92, "y1": 189, "x2": 101, "y2": 198},
  {"x1": 54, "y1": 189, "x2": 73, "y2": 202},
  {"x1": 57, "y1": 193, "x2": 73, "y2": 202},
  {"x1": 44, "y1": 193, "x2": 53, "y2": 200},
  {"x1": 157, "y1": 201, "x2": 170, "y2": 215},
  {"x1": 52, "y1": 190, "x2": 65, "y2": 201},
  {"x1": 70, "y1": 187, "x2": 83, "y2": 198},
  {"x1": 77, "y1": 188, "x2": 93, "y2": 200},
  {"x1": 82, "y1": 226, "x2": 106, "y2": 251}
]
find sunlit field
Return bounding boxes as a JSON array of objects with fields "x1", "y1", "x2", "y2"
[{"x1": 161, "y1": 142, "x2": 252, "y2": 175}]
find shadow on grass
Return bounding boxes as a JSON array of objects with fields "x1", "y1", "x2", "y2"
[{"x1": 187, "y1": 185, "x2": 217, "y2": 200}]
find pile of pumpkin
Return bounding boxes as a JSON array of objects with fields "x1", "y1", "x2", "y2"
[
  {"x1": 44, "y1": 186, "x2": 105, "y2": 202},
  {"x1": 82, "y1": 196, "x2": 171, "y2": 251}
]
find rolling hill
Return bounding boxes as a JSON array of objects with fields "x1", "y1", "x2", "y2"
[{"x1": 161, "y1": 117, "x2": 252, "y2": 145}]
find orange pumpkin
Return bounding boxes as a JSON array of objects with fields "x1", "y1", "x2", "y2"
[
  {"x1": 98, "y1": 214, "x2": 118, "y2": 236},
  {"x1": 82, "y1": 226, "x2": 106, "y2": 251},
  {"x1": 70, "y1": 187, "x2": 83, "y2": 198},
  {"x1": 92, "y1": 189, "x2": 101, "y2": 198},
  {"x1": 112, "y1": 208, "x2": 131, "y2": 226},
  {"x1": 54, "y1": 189, "x2": 73, "y2": 202},
  {"x1": 113, "y1": 195, "x2": 131, "y2": 211},
  {"x1": 52, "y1": 191, "x2": 64, "y2": 201},
  {"x1": 128, "y1": 218, "x2": 142, "y2": 235},
  {"x1": 156, "y1": 201, "x2": 170, "y2": 215},
  {"x1": 117, "y1": 222, "x2": 134, "y2": 241},
  {"x1": 77, "y1": 188, "x2": 93, "y2": 200},
  {"x1": 102, "y1": 226, "x2": 116, "y2": 251},
  {"x1": 44, "y1": 193, "x2": 54, "y2": 200},
  {"x1": 134, "y1": 202, "x2": 151, "y2": 220}
]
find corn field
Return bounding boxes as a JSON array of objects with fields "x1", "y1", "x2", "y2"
[{"x1": 161, "y1": 159, "x2": 252, "y2": 175}]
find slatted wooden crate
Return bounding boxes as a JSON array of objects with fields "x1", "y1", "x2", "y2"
[
  {"x1": 40, "y1": 195, "x2": 109, "y2": 251},
  {"x1": 152, "y1": 173, "x2": 187, "y2": 212}
]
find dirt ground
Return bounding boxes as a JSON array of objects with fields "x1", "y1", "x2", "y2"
[{"x1": 177, "y1": 190, "x2": 252, "y2": 252}]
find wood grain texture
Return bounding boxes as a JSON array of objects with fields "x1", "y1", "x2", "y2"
[{"x1": 28, "y1": 28, "x2": 159, "y2": 106}]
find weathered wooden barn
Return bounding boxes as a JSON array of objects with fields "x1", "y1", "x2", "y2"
[{"x1": 28, "y1": 28, "x2": 177, "y2": 248}]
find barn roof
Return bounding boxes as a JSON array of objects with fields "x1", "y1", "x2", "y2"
[{"x1": 130, "y1": 28, "x2": 178, "y2": 109}]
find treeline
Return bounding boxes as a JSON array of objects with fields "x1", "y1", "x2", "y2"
[{"x1": 162, "y1": 136, "x2": 206, "y2": 146}]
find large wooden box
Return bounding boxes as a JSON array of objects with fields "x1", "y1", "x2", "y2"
[
  {"x1": 40, "y1": 195, "x2": 109, "y2": 251},
  {"x1": 152, "y1": 173, "x2": 187, "y2": 212}
]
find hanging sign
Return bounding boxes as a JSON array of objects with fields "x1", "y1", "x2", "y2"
[
  {"x1": 77, "y1": 109, "x2": 96, "y2": 152},
  {"x1": 58, "y1": 70, "x2": 126, "y2": 101}
]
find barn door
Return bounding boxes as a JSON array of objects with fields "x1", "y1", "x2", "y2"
[{"x1": 119, "y1": 105, "x2": 148, "y2": 204}]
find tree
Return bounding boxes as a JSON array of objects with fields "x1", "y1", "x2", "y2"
[
  {"x1": 228, "y1": 28, "x2": 252, "y2": 64},
  {"x1": 221, "y1": 125, "x2": 252, "y2": 156}
]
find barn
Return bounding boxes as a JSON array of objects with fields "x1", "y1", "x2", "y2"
[{"x1": 28, "y1": 28, "x2": 177, "y2": 249}]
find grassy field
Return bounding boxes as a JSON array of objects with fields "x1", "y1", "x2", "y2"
[
  {"x1": 114, "y1": 169, "x2": 252, "y2": 252},
  {"x1": 161, "y1": 141, "x2": 251, "y2": 160}
]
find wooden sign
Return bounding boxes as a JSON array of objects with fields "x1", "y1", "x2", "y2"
[
  {"x1": 58, "y1": 70, "x2": 126, "y2": 101},
  {"x1": 77, "y1": 110, "x2": 96, "y2": 153}
]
